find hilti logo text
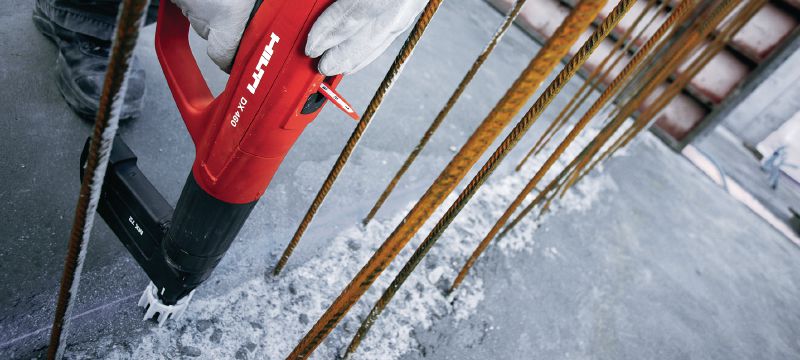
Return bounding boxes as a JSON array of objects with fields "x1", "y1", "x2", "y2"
[{"x1": 246, "y1": 33, "x2": 280, "y2": 95}]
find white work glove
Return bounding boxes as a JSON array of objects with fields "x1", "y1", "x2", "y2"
[
  {"x1": 305, "y1": 0, "x2": 429, "y2": 76},
  {"x1": 171, "y1": 0, "x2": 256, "y2": 72}
]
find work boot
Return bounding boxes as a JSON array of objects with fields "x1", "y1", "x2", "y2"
[{"x1": 32, "y1": 4, "x2": 145, "y2": 121}]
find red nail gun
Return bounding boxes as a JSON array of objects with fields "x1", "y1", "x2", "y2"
[{"x1": 80, "y1": 0, "x2": 358, "y2": 325}]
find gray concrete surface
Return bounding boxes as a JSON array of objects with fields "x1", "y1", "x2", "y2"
[
  {"x1": 2, "y1": 0, "x2": 800, "y2": 358},
  {"x1": 403, "y1": 137, "x2": 800, "y2": 360}
]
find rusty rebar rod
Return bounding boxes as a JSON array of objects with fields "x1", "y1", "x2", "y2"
[
  {"x1": 274, "y1": 0, "x2": 446, "y2": 275},
  {"x1": 523, "y1": 0, "x2": 668, "y2": 162},
  {"x1": 502, "y1": 104, "x2": 631, "y2": 233},
  {"x1": 47, "y1": 1, "x2": 150, "y2": 358},
  {"x1": 569, "y1": 0, "x2": 766, "y2": 187},
  {"x1": 551, "y1": 2, "x2": 719, "y2": 196},
  {"x1": 514, "y1": 0, "x2": 660, "y2": 171},
  {"x1": 286, "y1": 1, "x2": 608, "y2": 358},
  {"x1": 362, "y1": 0, "x2": 530, "y2": 226},
  {"x1": 497, "y1": 139, "x2": 598, "y2": 240}
]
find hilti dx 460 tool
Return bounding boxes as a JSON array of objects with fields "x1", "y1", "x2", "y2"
[{"x1": 81, "y1": 0, "x2": 358, "y2": 325}]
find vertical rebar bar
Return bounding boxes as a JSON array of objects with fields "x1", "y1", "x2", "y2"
[
  {"x1": 519, "y1": 0, "x2": 743, "y2": 227},
  {"x1": 514, "y1": 0, "x2": 661, "y2": 171},
  {"x1": 497, "y1": 144, "x2": 591, "y2": 240},
  {"x1": 273, "y1": 0, "x2": 446, "y2": 275},
  {"x1": 569, "y1": 0, "x2": 766, "y2": 187},
  {"x1": 47, "y1": 1, "x2": 150, "y2": 358}
]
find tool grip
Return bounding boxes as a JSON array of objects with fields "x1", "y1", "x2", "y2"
[{"x1": 154, "y1": 1, "x2": 214, "y2": 143}]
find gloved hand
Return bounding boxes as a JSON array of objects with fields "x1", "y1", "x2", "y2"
[
  {"x1": 306, "y1": 0, "x2": 428, "y2": 75},
  {"x1": 171, "y1": 0, "x2": 256, "y2": 72}
]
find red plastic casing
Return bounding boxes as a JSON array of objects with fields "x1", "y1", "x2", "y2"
[{"x1": 155, "y1": 0, "x2": 340, "y2": 204}]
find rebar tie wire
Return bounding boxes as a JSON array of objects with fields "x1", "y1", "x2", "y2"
[
  {"x1": 286, "y1": 0, "x2": 608, "y2": 358},
  {"x1": 361, "y1": 0, "x2": 530, "y2": 226},
  {"x1": 340, "y1": 0, "x2": 637, "y2": 357},
  {"x1": 46, "y1": 1, "x2": 150, "y2": 359},
  {"x1": 451, "y1": 0, "x2": 699, "y2": 291},
  {"x1": 273, "y1": 0, "x2": 446, "y2": 276}
]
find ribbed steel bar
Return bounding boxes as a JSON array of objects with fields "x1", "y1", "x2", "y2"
[
  {"x1": 520, "y1": 0, "x2": 668, "y2": 166},
  {"x1": 451, "y1": 0, "x2": 696, "y2": 291},
  {"x1": 504, "y1": 105, "x2": 629, "y2": 232},
  {"x1": 514, "y1": 0, "x2": 660, "y2": 171},
  {"x1": 274, "y1": 0, "x2": 445, "y2": 275},
  {"x1": 362, "y1": 0, "x2": 530, "y2": 226},
  {"x1": 47, "y1": 1, "x2": 150, "y2": 358},
  {"x1": 556, "y1": 1, "x2": 670, "y2": 124},
  {"x1": 340, "y1": 1, "x2": 633, "y2": 358},
  {"x1": 286, "y1": 1, "x2": 608, "y2": 358},
  {"x1": 591, "y1": 0, "x2": 707, "y2": 127},
  {"x1": 559, "y1": 0, "x2": 760, "y2": 195}
]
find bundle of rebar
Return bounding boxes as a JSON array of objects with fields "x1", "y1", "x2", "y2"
[{"x1": 288, "y1": 0, "x2": 628, "y2": 357}]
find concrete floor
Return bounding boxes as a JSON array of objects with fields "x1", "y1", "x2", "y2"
[
  {"x1": 2, "y1": 0, "x2": 800, "y2": 358},
  {"x1": 404, "y1": 137, "x2": 800, "y2": 360}
]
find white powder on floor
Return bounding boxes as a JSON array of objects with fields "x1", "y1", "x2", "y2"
[{"x1": 82, "y1": 130, "x2": 623, "y2": 360}]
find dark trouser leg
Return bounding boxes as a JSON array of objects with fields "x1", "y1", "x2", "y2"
[
  {"x1": 32, "y1": 0, "x2": 160, "y2": 121},
  {"x1": 36, "y1": 0, "x2": 159, "y2": 41}
]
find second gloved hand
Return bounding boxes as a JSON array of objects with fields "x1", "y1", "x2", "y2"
[
  {"x1": 306, "y1": 0, "x2": 429, "y2": 76},
  {"x1": 171, "y1": 0, "x2": 256, "y2": 72}
]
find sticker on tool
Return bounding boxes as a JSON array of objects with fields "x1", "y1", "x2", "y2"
[{"x1": 319, "y1": 83, "x2": 360, "y2": 120}]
